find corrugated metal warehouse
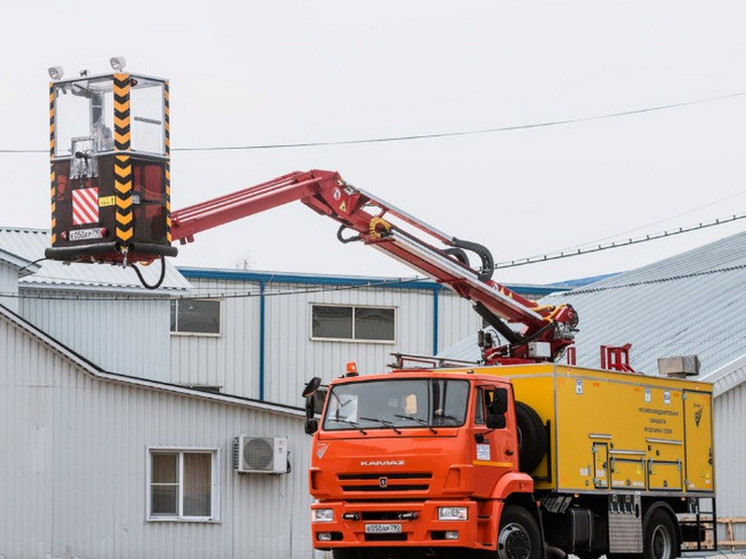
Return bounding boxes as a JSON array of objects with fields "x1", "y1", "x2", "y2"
[{"x1": 0, "y1": 301, "x2": 312, "y2": 559}]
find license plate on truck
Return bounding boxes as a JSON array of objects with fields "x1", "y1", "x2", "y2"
[{"x1": 365, "y1": 523, "x2": 402, "y2": 534}]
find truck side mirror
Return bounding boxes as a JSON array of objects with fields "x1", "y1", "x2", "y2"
[
  {"x1": 302, "y1": 377, "x2": 322, "y2": 398},
  {"x1": 486, "y1": 414, "x2": 506, "y2": 430},
  {"x1": 491, "y1": 388, "x2": 509, "y2": 415},
  {"x1": 304, "y1": 389, "x2": 327, "y2": 417},
  {"x1": 302, "y1": 377, "x2": 327, "y2": 421},
  {"x1": 305, "y1": 418, "x2": 319, "y2": 435}
]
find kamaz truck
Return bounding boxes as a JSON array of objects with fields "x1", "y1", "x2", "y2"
[
  {"x1": 46, "y1": 67, "x2": 716, "y2": 559},
  {"x1": 303, "y1": 359, "x2": 714, "y2": 559}
]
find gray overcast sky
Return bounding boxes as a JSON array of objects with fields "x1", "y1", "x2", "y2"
[{"x1": 2, "y1": 0, "x2": 745, "y2": 284}]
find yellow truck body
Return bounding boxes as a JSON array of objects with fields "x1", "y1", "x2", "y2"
[{"x1": 474, "y1": 363, "x2": 714, "y2": 496}]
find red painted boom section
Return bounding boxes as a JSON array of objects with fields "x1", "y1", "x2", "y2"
[{"x1": 170, "y1": 170, "x2": 577, "y2": 363}]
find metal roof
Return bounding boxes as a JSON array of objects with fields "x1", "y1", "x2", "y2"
[
  {"x1": 0, "y1": 246, "x2": 37, "y2": 272},
  {"x1": 178, "y1": 266, "x2": 447, "y2": 290},
  {"x1": 701, "y1": 355, "x2": 746, "y2": 397},
  {"x1": 177, "y1": 266, "x2": 575, "y2": 297},
  {"x1": 441, "y1": 231, "x2": 746, "y2": 379},
  {"x1": 540, "y1": 231, "x2": 746, "y2": 377},
  {"x1": 0, "y1": 227, "x2": 191, "y2": 293}
]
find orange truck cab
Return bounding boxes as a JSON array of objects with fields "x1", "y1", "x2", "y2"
[{"x1": 307, "y1": 370, "x2": 538, "y2": 559}]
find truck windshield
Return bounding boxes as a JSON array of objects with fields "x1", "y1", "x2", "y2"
[{"x1": 323, "y1": 378, "x2": 469, "y2": 432}]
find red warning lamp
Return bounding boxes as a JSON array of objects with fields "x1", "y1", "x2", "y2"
[{"x1": 345, "y1": 362, "x2": 359, "y2": 377}]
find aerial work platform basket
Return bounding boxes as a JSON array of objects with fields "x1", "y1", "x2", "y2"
[{"x1": 46, "y1": 65, "x2": 177, "y2": 265}]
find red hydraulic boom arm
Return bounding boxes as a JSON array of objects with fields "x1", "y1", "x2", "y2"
[{"x1": 171, "y1": 170, "x2": 577, "y2": 364}]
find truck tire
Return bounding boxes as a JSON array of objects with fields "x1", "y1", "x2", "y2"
[
  {"x1": 643, "y1": 509, "x2": 678, "y2": 559},
  {"x1": 493, "y1": 504, "x2": 542, "y2": 559},
  {"x1": 515, "y1": 402, "x2": 546, "y2": 474}
]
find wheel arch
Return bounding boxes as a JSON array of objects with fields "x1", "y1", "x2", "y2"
[{"x1": 491, "y1": 471, "x2": 535, "y2": 500}]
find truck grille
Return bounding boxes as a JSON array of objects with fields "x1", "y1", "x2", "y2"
[{"x1": 338, "y1": 472, "x2": 432, "y2": 493}]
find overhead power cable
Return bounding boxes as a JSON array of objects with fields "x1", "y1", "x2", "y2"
[
  {"x1": 1, "y1": 275, "x2": 429, "y2": 302},
  {"x1": 2, "y1": 89, "x2": 746, "y2": 154},
  {"x1": 494, "y1": 213, "x2": 746, "y2": 269},
  {"x1": 535, "y1": 189, "x2": 746, "y2": 255},
  {"x1": 561, "y1": 263, "x2": 746, "y2": 296}
]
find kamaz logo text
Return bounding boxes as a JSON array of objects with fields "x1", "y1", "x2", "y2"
[{"x1": 360, "y1": 460, "x2": 405, "y2": 467}]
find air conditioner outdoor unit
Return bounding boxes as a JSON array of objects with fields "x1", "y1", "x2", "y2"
[{"x1": 233, "y1": 435, "x2": 288, "y2": 474}]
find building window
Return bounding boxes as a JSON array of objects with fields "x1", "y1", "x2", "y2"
[
  {"x1": 311, "y1": 304, "x2": 396, "y2": 343},
  {"x1": 148, "y1": 449, "x2": 219, "y2": 521},
  {"x1": 170, "y1": 299, "x2": 220, "y2": 335}
]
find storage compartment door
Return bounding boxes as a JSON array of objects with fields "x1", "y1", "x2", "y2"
[
  {"x1": 683, "y1": 391, "x2": 714, "y2": 492},
  {"x1": 647, "y1": 440, "x2": 683, "y2": 491}
]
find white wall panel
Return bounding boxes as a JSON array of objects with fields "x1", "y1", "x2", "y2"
[
  {"x1": 713, "y1": 382, "x2": 746, "y2": 544},
  {"x1": 170, "y1": 277, "x2": 261, "y2": 395},
  {"x1": 437, "y1": 291, "x2": 482, "y2": 354},
  {"x1": 1, "y1": 310, "x2": 314, "y2": 559},
  {"x1": 171, "y1": 275, "x2": 476, "y2": 407},
  {"x1": 0, "y1": 261, "x2": 18, "y2": 312},
  {"x1": 265, "y1": 282, "x2": 430, "y2": 406},
  {"x1": 19, "y1": 289, "x2": 171, "y2": 380}
]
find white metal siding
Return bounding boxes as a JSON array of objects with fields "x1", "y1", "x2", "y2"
[
  {"x1": 170, "y1": 277, "x2": 262, "y2": 395},
  {"x1": 0, "y1": 311, "x2": 314, "y2": 559},
  {"x1": 266, "y1": 282, "x2": 432, "y2": 406},
  {"x1": 170, "y1": 277, "x2": 477, "y2": 406},
  {"x1": 713, "y1": 382, "x2": 746, "y2": 544},
  {"x1": 437, "y1": 290, "x2": 482, "y2": 353},
  {"x1": 19, "y1": 289, "x2": 171, "y2": 380},
  {"x1": 0, "y1": 261, "x2": 18, "y2": 313}
]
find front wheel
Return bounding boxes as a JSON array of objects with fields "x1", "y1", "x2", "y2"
[
  {"x1": 643, "y1": 509, "x2": 678, "y2": 559},
  {"x1": 494, "y1": 504, "x2": 542, "y2": 559}
]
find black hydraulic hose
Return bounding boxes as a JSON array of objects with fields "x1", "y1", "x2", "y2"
[
  {"x1": 443, "y1": 247, "x2": 469, "y2": 266},
  {"x1": 473, "y1": 302, "x2": 522, "y2": 344},
  {"x1": 132, "y1": 256, "x2": 167, "y2": 290},
  {"x1": 336, "y1": 225, "x2": 361, "y2": 244},
  {"x1": 452, "y1": 238, "x2": 494, "y2": 282}
]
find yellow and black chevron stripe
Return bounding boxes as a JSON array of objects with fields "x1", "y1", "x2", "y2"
[
  {"x1": 113, "y1": 74, "x2": 131, "y2": 151},
  {"x1": 49, "y1": 84, "x2": 56, "y2": 243},
  {"x1": 164, "y1": 81, "x2": 172, "y2": 242},
  {"x1": 50, "y1": 164, "x2": 57, "y2": 245},
  {"x1": 49, "y1": 84, "x2": 55, "y2": 157},
  {"x1": 113, "y1": 74, "x2": 133, "y2": 245}
]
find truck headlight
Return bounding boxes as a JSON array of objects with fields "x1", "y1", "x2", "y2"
[
  {"x1": 438, "y1": 506, "x2": 468, "y2": 521},
  {"x1": 312, "y1": 508, "x2": 335, "y2": 523}
]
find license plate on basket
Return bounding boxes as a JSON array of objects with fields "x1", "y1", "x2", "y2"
[
  {"x1": 69, "y1": 228, "x2": 104, "y2": 241},
  {"x1": 365, "y1": 523, "x2": 402, "y2": 534}
]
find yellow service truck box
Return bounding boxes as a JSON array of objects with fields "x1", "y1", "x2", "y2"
[{"x1": 484, "y1": 363, "x2": 714, "y2": 496}]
